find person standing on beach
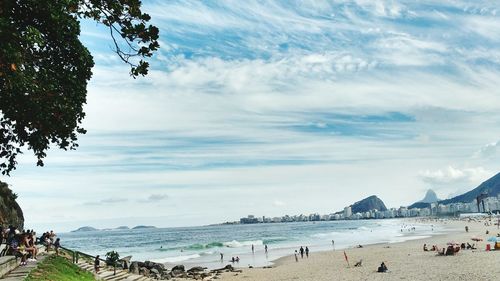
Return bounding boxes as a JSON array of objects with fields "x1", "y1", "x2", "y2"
[
  {"x1": 252, "y1": 244, "x2": 255, "y2": 253},
  {"x1": 299, "y1": 246, "x2": 304, "y2": 258},
  {"x1": 265, "y1": 244, "x2": 268, "y2": 253},
  {"x1": 465, "y1": 226, "x2": 469, "y2": 232},
  {"x1": 294, "y1": 250, "x2": 299, "y2": 262},
  {"x1": 332, "y1": 240, "x2": 335, "y2": 250},
  {"x1": 220, "y1": 253, "x2": 223, "y2": 261},
  {"x1": 305, "y1": 246, "x2": 309, "y2": 258}
]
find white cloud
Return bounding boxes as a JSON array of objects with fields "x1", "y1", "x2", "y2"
[
  {"x1": 83, "y1": 198, "x2": 128, "y2": 206},
  {"x1": 138, "y1": 194, "x2": 169, "y2": 203},
  {"x1": 273, "y1": 200, "x2": 286, "y2": 207},
  {"x1": 4, "y1": 0, "x2": 500, "y2": 230},
  {"x1": 419, "y1": 166, "x2": 491, "y2": 185},
  {"x1": 474, "y1": 141, "x2": 500, "y2": 158}
]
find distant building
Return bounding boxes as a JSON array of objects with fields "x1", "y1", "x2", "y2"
[
  {"x1": 343, "y1": 206, "x2": 352, "y2": 218},
  {"x1": 240, "y1": 215, "x2": 259, "y2": 224}
]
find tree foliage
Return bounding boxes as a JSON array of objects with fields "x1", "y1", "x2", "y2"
[
  {"x1": 105, "y1": 250, "x2": 120, "y2": 275},
  {"x1": 0, "y1": 0, "x2": 159, "y2": 175}
]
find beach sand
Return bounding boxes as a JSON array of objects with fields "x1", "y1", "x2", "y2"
[{"x1": 218, "y1": 218, "x2": 500, "y2": 281}]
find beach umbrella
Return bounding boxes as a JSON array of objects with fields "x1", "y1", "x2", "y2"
[{"x1": 487, "y1": 237, "x2": 500, "y2": 242}]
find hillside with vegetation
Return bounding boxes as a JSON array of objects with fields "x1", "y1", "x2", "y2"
[
  {"x1": 0, "y1": 181, "x2": 24, "y2": 229},
  {"x1": 439, "y1": 172, "x2": 500, "y2": 205}
]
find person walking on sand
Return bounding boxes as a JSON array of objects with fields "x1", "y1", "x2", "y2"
[
  {"x1": 299, "y1": 246, "x2": 304, "y2": 258},
  {"x1": 294, "y1": 250, "x2": 299, "y2": 262},
  {"x1": 251, "y1": 244, "x2": 254, "y2": 253},
  {"x1": 305, "y1": 246, "x2": 309, "y2": 258},
  {"x1": 220, "y1": 253, "x2": 223, "y2": 261}
]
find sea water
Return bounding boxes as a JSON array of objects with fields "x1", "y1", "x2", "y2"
[{"x1": 59, "y1": 219, "x2": 449, "y2": 268}]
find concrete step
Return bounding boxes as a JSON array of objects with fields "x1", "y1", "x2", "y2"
[{"x1": 103, "y1": 271, "x2": 129, "y2": 281}]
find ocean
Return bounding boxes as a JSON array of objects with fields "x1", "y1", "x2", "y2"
[{"x1": 58, "y1": 219, "x2": 447, "y2": 269}]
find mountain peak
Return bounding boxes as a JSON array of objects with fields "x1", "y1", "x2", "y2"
[
  {"x1": 350, "y1": 195, "x2": 387, "y2": 213},
  {"x1": 420, "y1": 189, "x2": 440, "y2": 203}
]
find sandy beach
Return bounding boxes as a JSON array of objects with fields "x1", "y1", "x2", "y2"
[{"x1": 218, "y1": 218, "x2": 500, "y2": 281}]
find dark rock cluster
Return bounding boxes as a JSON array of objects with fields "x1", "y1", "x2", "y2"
[{"x1": 128, "y1": 261, "x2": 239, "y2": 280}]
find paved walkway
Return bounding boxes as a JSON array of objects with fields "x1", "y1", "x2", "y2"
[
  {"x1": 1, "y1": 253, "x2": 156, "y2": 281},
  {"x1": 0, "y1": 255, "x2": 47, "y2": 281}
]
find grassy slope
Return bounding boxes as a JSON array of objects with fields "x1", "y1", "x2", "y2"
[{"x1": 25, "y1": 255, "x2": 97, "y2": 281}]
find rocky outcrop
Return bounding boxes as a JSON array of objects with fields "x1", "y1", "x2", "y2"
[
  {"x1": 350, "y1": 195, "x2": 387, "y2": 213},
  {"x1": 0, "y1": 181, "x2": 24, "y2": 229},
  {"x1": 420, "y1": 189, "x2": 440, "y2": 203},
  {"x1": 408, "y1": 189, "x2": 440, "y2": 209},
  {"x1": 128, "y1": 261, "x2": 237, "y2": 280}
]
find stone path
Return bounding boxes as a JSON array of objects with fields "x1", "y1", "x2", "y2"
[
  {"x1": 76, "y1": 261, "x2": 154, "y2": 281},
  {"x1": 0, "y1": 255, "x2": 47, "y2": 281}
]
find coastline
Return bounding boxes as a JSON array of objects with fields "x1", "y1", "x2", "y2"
[
  {"x1": 157, "y1": 218, "x2": 443, "y2": 270},
  {"x1": 218, "y1": 217, "x2": 500, "y2": 281}
]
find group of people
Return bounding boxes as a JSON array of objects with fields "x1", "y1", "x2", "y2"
[
  {"x1": 221, "y1": 243, "x2": 270, "y2": 264},
  {"x1": 423, "y1": 242, "x2": 477, "y2": 256},
  {"x1": 0, "y1": 226, "x2": 38, "y2": 265},
  {"x1": 294, "y1": 246, "x2": 310, "y2": 262},
  {"x1": 0, "y1": 225, "x2": 60, "y2": 266},
  {"x1": 39, "y1": 230, "x2": 61, "y2": 254}
]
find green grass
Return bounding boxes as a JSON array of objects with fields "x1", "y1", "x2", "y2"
[{"x1": 25, "y1": 255, "x2": 97, "y2": 281}]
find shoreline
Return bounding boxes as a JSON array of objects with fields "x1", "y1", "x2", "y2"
[
  {"x1": 159, "y1": 218, "x2": 445, "y2": 270},
  {"x1": 218, "y1": 217, "x2": 500, "y2": 280},
  {"x1": 269, "y1": 217, "x2": 458, "y2": 267}
]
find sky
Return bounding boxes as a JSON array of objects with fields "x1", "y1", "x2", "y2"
[{"x1": 2, "y1": 0, "x2": 500, "y2": 232}]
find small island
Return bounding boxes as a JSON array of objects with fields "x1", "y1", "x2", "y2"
[
  {"x1": 71, "y1": 226, "x2": 98, "y2": 232},
  {"x1": 115, "y1": 226, "x2": 130, "y2": 230},
  {"x1": 132, "y1": 225, "x2": 156, "y2": 230}
]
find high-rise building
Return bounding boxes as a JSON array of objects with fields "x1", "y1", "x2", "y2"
[{"x1": 343, "y1": 206, "x2": 352, "y2": 218}]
